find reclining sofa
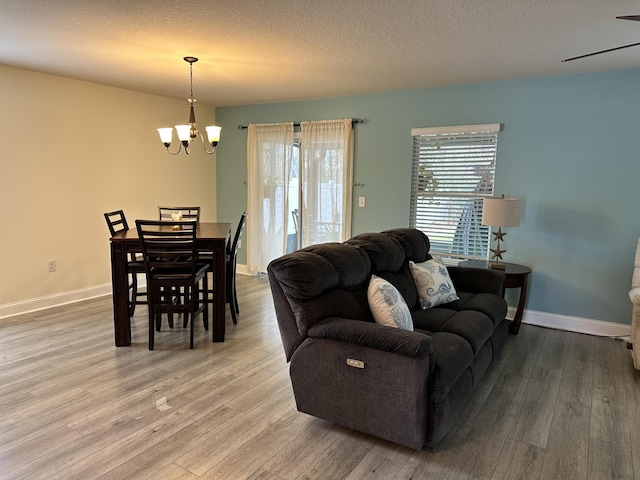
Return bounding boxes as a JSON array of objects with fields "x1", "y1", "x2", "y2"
[{"x1": 267, "y1": 228, "x2": 508, "y2": 449}]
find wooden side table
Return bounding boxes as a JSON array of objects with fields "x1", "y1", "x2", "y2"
[{"x1": 457, "y1": 260, "x2": 531, "y2": 335}]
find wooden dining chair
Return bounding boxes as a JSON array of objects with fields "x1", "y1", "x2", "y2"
[
  {"x1": 135, "y1": 219, "x2": 210, "y2": 350},
  {"x1": 158, "y1": 206, "x2": 201, "y2": 310},
  {"x1": 197, "y1": 212, "x2": 247, "y2": 324},
  {"x1": 226, "y1": 212, "x2": 248, "y2": 324},
  {"x1": 158, "y1": 206, "x2": 201, "y2": 223},
  {"x1": 104, "y1": 210, "x2": 146, "y2": 317}
]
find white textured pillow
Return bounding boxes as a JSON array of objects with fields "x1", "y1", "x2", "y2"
[
  {"x1": 410, "y1": 258, "x2": 459, "y2": 309},
  {"x1": 367, "y1": 275, "x2": 414, "y2": 330}
]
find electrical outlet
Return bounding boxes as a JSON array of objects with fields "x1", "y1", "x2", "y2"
[
  {"x1": 47, "y1": 259, "x2": 56, "y2": 272},
  {"x1": 358, "y1": 196, "x2": 366, "y2": 208}
]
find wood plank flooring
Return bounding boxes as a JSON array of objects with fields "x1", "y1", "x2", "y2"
[{"x1": 1, "y1": 274, "x2": 639, "y2": 479}]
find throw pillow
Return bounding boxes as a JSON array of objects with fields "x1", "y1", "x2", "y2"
[
  {"x1": 367, "y1": 275, "x2": 414, "y2": 330},
  {"x1": 410, "y1": 258, "x2": 459, "y2": 309}
]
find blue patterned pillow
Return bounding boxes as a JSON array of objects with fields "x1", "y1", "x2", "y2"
[
  {"x1": 367, "y1": 275, "x2": 414, "y2": 330},
  {"x1": 409, "y1": 258, "x2": 459, "y2": 309}
]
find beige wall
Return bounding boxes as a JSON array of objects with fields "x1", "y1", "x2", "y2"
[{"x1": 0, "y1": 65, "x2": 217, "y2": 309}]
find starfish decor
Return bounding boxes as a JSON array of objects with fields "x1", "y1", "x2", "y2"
[
  {"x1": 490, "y1": 227, "x2": 507, "y2": 261},
  {"x1": 490, "y1": 245, "x2": 506, "y2": 260},
  {"x1": 493, "y1": 227, "x2": 506, "y2": 242}
]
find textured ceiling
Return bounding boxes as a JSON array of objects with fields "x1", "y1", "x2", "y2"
[{"x1": 1, "y1": 0, "x2": 640, "y2": 106}]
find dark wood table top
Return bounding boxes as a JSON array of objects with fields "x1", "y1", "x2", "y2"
[
  {"x1": 111, "y1": 222, "x2": 231, "y2": 242},
  {"x1": 458, "y1": 259, "x2": 531, "y2": 275}
]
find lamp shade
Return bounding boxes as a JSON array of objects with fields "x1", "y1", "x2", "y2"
[
  {"x1": 205, "y1": 125, "x2": 221, "y2": 145},
  {"x1": 175, "y1": 125, "x2": 192, "y2": 142},
  {"x1": 482, "y1": 197, "x2": 521, "y2": 227},
  {"x1": 157, "y1": 128, "x2": 173, "y2": 145}
]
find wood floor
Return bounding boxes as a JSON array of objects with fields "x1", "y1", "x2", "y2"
[{"x1": 1, "y1": 274, "x2": 639, "y2": 479}]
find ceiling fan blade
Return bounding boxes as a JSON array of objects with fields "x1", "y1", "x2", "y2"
[
  {"x1": 617, "y1": 15, "x2": 640, "y2": 21},
  {"x1": 562, "y1": 41, "x2": 640, "y2": 62}
]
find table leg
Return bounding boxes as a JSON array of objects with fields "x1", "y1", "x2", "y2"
[
  {"x1": 111, "y1": 241, "x2": 132, "y2": 346},
  {"x1": 509, "y1": 275, "x2": 529, "y2": 335},
  {"x1": 212, "y1": 249, "x2": 226, "y2": 342}
]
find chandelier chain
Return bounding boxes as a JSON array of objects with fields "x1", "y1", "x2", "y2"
[{"x1": 189, "y1": 62, "x2": 194, "y2": 100}]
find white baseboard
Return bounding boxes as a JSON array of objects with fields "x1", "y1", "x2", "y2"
[
  {"x1": 0, "y1": 283, "x2": 114, "y2": 319},
  {"x1": 236, "y1": 264, "x2": 251, "y2": 276},
  {"x1": 510, "y1": 307, "x2": 631, "y2": 338}
]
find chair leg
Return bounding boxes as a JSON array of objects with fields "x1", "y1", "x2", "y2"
[
  {"x1": 145, "y1": 272, "x2": 210, "y2": 350},
  {"x1": 129, "y1": 273, "x2": 138, "y2": 317},
  {"x1": 230, "y1": 276, "x2": 238, "y2": 325},
  {"x1": 226, "y1": 264, "x2": 238, "y2": 324},
  {"x1": 202, "y1": 275, "x2": 209, "y2": 330},
  {"x1": 189, "y1": 285, "x2": 195, "y2": 349},
  {"x1": 230, "y1": 263, "x2": 239, "y2": 315},
  {"x1": 229, "y1": 300, "x2": 237, "y2": 324},
  {"x1": 162, "y1": 288, "x2": 174, "y2": 329},
  {"x1": 156, "y1": 288, "x2": 165, "y2": 331},
  {"x1": 148, "y1": 307, "x2": 155, "y2": 350},
  {"x1": 233, "y1": 282, "x2": 239, "y2": 314},
  {"x1": 226, "y1": 277, "x2": 238, "y2": 325}
]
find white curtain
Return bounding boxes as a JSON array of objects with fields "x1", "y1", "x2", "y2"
[
  {"x1": 246, "y1": 119, "x2": 354, "y2": 272},
  {"x1": 246, "y1": 122, "x2": 294, "y2": 273},
  {"x1": 300, "y1": 119, "x2": 354, "y2": 246}
]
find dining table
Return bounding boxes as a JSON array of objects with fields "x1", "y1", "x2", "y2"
[{"x1": 109, "y1": 221, "x2": 231, "y2": 346}]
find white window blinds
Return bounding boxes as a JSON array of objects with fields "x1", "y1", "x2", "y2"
[{"x1": 409, "y1": 124, "x2": 500, "y2": 260}]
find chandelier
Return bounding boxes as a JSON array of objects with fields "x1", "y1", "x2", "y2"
[{"x1": 157, "y1": 56, "x2": 221, "y2": 155}]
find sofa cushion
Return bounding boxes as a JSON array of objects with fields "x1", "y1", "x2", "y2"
[
  {"x1": 346, "y1": 233, "x2": 405, "y2": 272},
  {"x1": 382, "y1": 228, "x2": 432, "y2": 263},
  {"x1": 413, "y1": 307, "x2": 494, "y2": 356},
  {"x1": 368, "y1": 275, "x2": 414, "y2": 330},
  {"x1": 411, "y1": 307, "x2": 457, "y2": 332},
  {"x1": 268, "y1": 242, "x2": 374, "y2": 337},
  {"x1": 375, "y1": 263, "x2": 419, "y2": 310},
  {"x1": 410, "y1": 258, "x2": 459, "y2": 309},
  {"x1": 427, "y1": 331, "x2": 475, "y2": 403},
  {"x1": 273, "y1": 243, "x2": 370, "y2": 301},
  {"x1": 455, "y1": 292, "x2": 508, "y2": 328},
  {"x1": 348, "y1": 233, "x2": 420, "y2": 309}
]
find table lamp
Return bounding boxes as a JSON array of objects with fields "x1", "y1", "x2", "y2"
[{"x1": 481, "y1": 194, "x2": 521, "y2": 269}]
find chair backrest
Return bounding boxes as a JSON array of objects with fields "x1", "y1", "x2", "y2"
[
  {"x1": 158, "y1": 206, "x2": 201, "y2": 223},
  {"x1": 229, "y1": 212, "x2": 248, "y2": 257},
  {"x1": 135, "y1": 220, "x2": 199, "y2": 284},
  {"x1": 104, "y1": 210, "x2": 129, "y2": 237}
]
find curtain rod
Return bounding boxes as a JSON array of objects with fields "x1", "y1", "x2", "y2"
[{"x1": 237, "y1": 118, "x2": 364, "y2": 130}]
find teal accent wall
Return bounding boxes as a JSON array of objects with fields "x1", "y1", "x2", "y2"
[{"x1": 216, "y1": 68, "x2": 640, "y2": 325}]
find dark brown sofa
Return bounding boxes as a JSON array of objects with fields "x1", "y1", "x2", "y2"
[{"x1": 267, "y1": 228, "x2": 508, "y2": 449}]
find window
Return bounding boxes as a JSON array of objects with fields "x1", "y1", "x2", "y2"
[{"x1": 409, "y1": 124, "x2": 500, "y2": 260}]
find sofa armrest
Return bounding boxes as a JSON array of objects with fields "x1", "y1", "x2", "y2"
[
  {"x1": 447, "y1": 266, "x2": 505, "y2": 295},
  {"x1": 307, "y1": 317, "x2": 434, "y2": 358},
  {"x1": 293, "y1": 317, "x2": 434, "y2": 449}
]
